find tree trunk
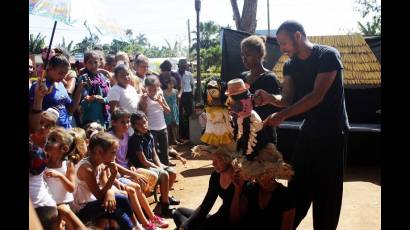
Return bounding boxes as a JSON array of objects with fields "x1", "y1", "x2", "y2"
[{"x1": 230, "y1": 0, "x2": 258, "y2": 34}]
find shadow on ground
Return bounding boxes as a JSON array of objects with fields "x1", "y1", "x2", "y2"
[
  {"x1": 343, "y1": 164, "x2": 380, "y2": 186},
  {"x1": 180, "y1": 165, "x2": 214, "y2": 178}
]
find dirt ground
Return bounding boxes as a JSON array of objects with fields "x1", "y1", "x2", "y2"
[{"x1": 148, "y1": 144, "x2": 381, "y2": 230}]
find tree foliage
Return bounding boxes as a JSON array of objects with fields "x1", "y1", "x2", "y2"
[
  {"x1": 56, "y1": 37, "x2": 74, "y2": 55},
  {"x1": 191, "y1": 21, "x2": 222, "y2": 73},
  {"x1": 29, "y1": 33, "x2": 46, "y2": 54},
  {"x1": 355, "y1": 0, "x2": 381, "y2": 36}
]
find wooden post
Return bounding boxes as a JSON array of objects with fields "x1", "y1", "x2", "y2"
[
  {"x1": 187, "y1": 19, "x2": 191, "y2": 65},
  {"x1": 267, "y1": 0, "x2": 270, "y2": 36},
  {"x1": 195, "y1": 0, "x2": 201, "y2": 102}
]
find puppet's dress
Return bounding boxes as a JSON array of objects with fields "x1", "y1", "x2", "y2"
[{"x1": 200, "y1": 106, "x2": 233, "y2": 146}]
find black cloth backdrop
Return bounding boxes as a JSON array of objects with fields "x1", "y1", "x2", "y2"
[{"x1": 221, "y1": 28, "x2": 282, "y2": 82}]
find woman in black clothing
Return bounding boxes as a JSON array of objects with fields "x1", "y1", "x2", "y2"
[
  {"x1": 230, "y1": 144, "x2": 296, "y2": 230},
  {"x1": 172, "y1": 147, "x2": 237, "y2": 230},
  {"x1": 232, "y1": 173, "x2": 296, "y2": 230},
  {"x1": 240, "y1": 35, "x2": 281, "y2": 145}
]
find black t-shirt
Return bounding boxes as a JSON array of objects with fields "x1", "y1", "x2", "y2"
[
  {"x1": 283, "y1": 44, "x2": 349, "y2": 137},
  {"x1": 127, "y1": 132, "x2": 155, "y2": 168},
  {"x1": 240, "y1": 71, "x2": 280, "y2": 145},
  {"x1": 242, "y1": 182, "x2": 295, "y2": 229},
  {"x1": 181, "y1": 171, "x2": 235, "y2": 229},
  {"x1": 240, "y1": 71, "x2": 281, "y2": 120}
]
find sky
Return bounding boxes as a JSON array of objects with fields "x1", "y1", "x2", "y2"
[{"x1": 29, "y1": 0, "x2": 376, "y2": 49}]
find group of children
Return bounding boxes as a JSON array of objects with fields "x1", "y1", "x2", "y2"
[{"x1": 28, "y1": 49, "x2": 200, "y2": 229}]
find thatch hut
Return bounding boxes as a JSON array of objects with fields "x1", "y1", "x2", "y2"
[{"x1": 272, "y1": 35, "x2": 381, "y2": 89}]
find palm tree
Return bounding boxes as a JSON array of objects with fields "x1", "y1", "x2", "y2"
[
  {"x1": 136, "y1": 33, "x2": 148, "y2": 47},
  {"x1": 29, "y1": 33, "x2": 46, "y2": 54},
  {"x1": 358, "y1": 20, "x2": 380, "y2": 36},
  {"x1": 57, "y1": 37, "x2": 74, "y2": 55},
  {"x1": 191, "y1": 21, "x2": 221, "y2": 51},
  {"x1": 355, "y1": 0, "x2": 381, "y2": 36}
]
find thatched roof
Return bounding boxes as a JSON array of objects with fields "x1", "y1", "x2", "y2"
[{"x1": 272, "y1": 35, "x2": 381, "y2": 89}]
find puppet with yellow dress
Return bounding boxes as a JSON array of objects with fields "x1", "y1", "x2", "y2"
[{"x1": 200, "y1": 80, "x2": 234, "y2": 146}]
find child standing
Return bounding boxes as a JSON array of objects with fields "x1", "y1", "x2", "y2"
[
  {"x1": 71, "y1": 132, "x2": 138, "y2": 230},
  {"x1": 77, "y1": 50, "x2": 111, "y2": 128},
  {"x1": 29, "y1": 54, "x2": 85, "y2": 129},
  {"x1": 163, "y1": 77, "x2": 180, "y2": 145},
  {"x1": 139, "y1": 76, "x2": 171, "y2": 166},
  {"x1": 195, "y1": 103, "x2": 207, "y2": 135},
  {"x1": 127, "y1": 112, "x2": 180, "y2": 217},
  {"x1": 43, "y1": 127, "x2": 86, "y2": 230},
  {"x1": 107, "y1": 64, "x2": 141, "y2": 117}
]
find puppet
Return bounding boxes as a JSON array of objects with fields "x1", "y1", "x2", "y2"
[
  {"x1": 200, "y1": 80, "x2": 234, "y2": 146},
  {"x1": 225, "y1": 78, "x2": 263, "y2": 157}
]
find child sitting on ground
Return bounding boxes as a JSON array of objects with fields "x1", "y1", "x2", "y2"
[
  {"x1": 29, "y1": 108, "x2": 60, "y2": 230},
  {"x1": 127, "y1": 111, "x2": 180, "y2": 217},
  {"x1": 108, "y1": 108, "x2": 168, "y2": 229},
  {"x1": 109, "y1": 108, "x2": 158, "y2": 192},
  {"x1": 70, "y1": 132, "x2": 138, "y2": 230},
  {"x1": 43, "y1": 127, "x2": 86, "y2": 230}
]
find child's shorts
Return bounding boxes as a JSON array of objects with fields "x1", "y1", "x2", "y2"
[{"x1": 149, "y1": 166, "x2": 175, "y2": 183}]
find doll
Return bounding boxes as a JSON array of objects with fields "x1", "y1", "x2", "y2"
[
  {"x1": 200, "y1": 80, "x2": 234, "y2": 146},
  {"x1": 225, "y1": 78, "x2": 263, "y2": 158}
]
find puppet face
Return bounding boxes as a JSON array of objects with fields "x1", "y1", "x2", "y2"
[
  {"x1": 208, "y1": 88, "x2": 220, "y2": 99},
  {"x1": 207, "y1": 88, "x2": 221, "y2": 105},
  {"x1": 231, "y1": 97, "x2": 252, "y2": 117}
]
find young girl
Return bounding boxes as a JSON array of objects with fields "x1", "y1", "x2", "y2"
[
  {"x1": 109, "y1": 108, "x2": 168, "y2": 229},
  {"x1": 139, "y1": 76, "x2": 171, "y2": 166},
  {"x1": 107, "y1": 64, "x2": 141, "y2": 123},
  {"x1": 29, "y1": 54, "x2": 85, "y2": 128},
  {"x1": 78, "y1": 50, "x2": 111, "y2": 128},
  {"x1": 163, "y1": 77, "x2": 180, "y2": 146},
  {"x1": 195, "y1": 103, "x2": 207, "y2": 135},
  {"x1": 84, "y1": 122, "x2": 105, "y2": 141},
  {"x1": 109, "y1": 108, "x2": 158, "y2": 194},
  {"x1": 71, "y1": 132, "x2": 138, "y2": 230},
  {"x1": 43, "y1": 127, "x2": 86, "y2": 230},
  {"x1": 116, "y1": 52, "x2": 142, "y2": 93},
  {"x1": 29, "y1": 109, "x2": 59, "y2": 230}
]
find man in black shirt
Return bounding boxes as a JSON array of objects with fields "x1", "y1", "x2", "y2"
[{"x1": 255, "y1": 20, "x2": 349, "y2": 230}]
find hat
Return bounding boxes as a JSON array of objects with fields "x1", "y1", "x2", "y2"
[
  {"x1": 44, "y1": 107, "x2": 59, "y2": 122},
  {"x1": 191, "y1": 144, "x2": 236, "y2": 164},
  {"x1": 225, "y1": 78, "x2": 250, "y2": 96},
  {"x1": 232, "y1": 143, "x2": 294, "y2": 181}
]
